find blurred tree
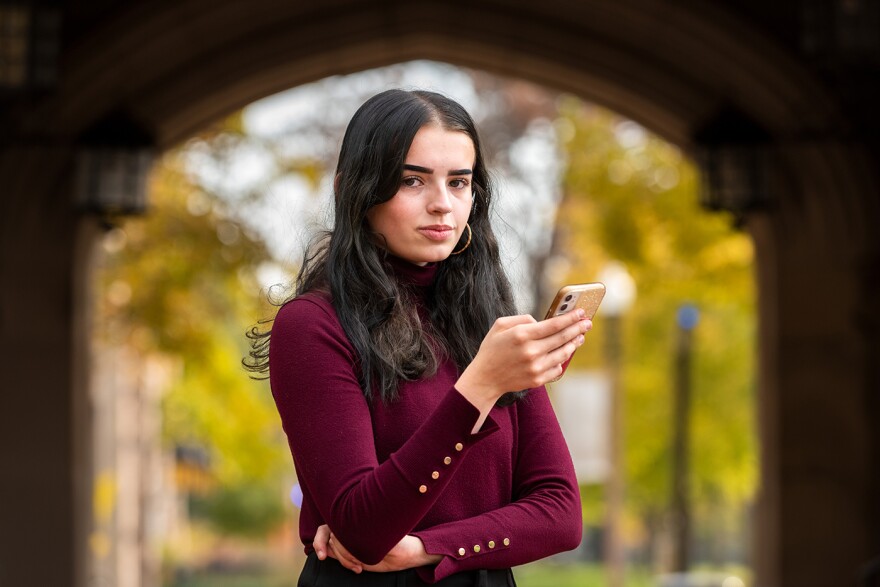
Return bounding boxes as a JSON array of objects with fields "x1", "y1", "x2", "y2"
[
  {"x1": 95, "y1": 114, "x2": 290, "y2": 538},
  {"x1": 94, "y1": 61, "x2": 757, "y2": 569},
  {"x1": 224, "y1": 64, "x2": 566, "y2": 314},
  {"x1": 96, "y1": 63, "x2": 570, "y2": 546},
  {"x1": 190, "y1": 484, "x2": 287, "y2": 538},
  {"x1": 555, "y1": 98, "x2": 757, "y2": 566}
]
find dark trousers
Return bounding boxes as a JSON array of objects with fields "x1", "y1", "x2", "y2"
[{"x1": 297, "y1": 552, "x2": 517, "y2": 587}]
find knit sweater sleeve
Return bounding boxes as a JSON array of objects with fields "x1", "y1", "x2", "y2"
[
  {"x1": 269, "y1": 296, "x2": 500, "y2": 565},
  {"x1": 411, "y1": 387, "x2": 582, "y2": 583}
]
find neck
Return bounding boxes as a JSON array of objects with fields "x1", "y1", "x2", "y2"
[{"x1": 385, "y1": 254, "x2": 437, "y2": 289}]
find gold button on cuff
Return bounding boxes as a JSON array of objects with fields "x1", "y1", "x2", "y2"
[
  {"x1": 419, "y1": 485, "x2": 428, "y2": 494},
  {"x1": 473, "y1": 545, "x2": 481, "y2": 553},
  {"x1": 431, "y1": 471, "x2": 440, "y2": 480},
  {"x1": 455, "y1": 442, "x2": 464, "y2": 451},
  {"x1": 503, "y1": 538, "x2": 510, "y2": 546},
  {"x1": 458, "y1": 547, "x2": 466, "y2": 556},
  {"x1": 443, "y1": 456, "x2": 452, "y2": 465},
  {"x1": 488, "y1": 541, "x2": 496, "y2": 549}
]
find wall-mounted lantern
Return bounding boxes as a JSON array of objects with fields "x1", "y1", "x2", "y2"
[
  {"x1": 693, "y1": 107, "x2": 772, "y2": 218},
  {"x1": 74, "y1": 112, "x2": 156, "y2": 217},
  {"x1": 0, "y1": 1, "x2": 61, "y2": 92}
]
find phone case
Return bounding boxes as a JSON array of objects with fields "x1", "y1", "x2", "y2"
[
  {"x1": 544, "y1": 283, "x2": 606, "y2": 381},
  {"x1": 544, "y1": 283, "x2": 606, "y2": 320}
]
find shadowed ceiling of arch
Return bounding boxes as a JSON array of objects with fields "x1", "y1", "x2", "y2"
[{"x1": 45, "y1": 0, "x2": 839, "y2": 151}]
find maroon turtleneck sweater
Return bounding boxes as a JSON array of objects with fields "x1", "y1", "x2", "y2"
[{"x1": 268, "y1": 258, "x2": 582, "y2": 583}]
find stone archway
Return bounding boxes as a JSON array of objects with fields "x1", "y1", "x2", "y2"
[{"x1": 1, "y1": 2, "x2": 877, "y2": 586}]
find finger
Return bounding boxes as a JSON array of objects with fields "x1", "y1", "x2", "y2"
[
  {"x1": 493, "y1": 314, "x2": 536, "y2": 332},
  {"x1": 531, "y1": 309, "x2": 589, "y2": 338},
  {"x1": 330, "y1": 548, "x2": 359, "y2": 572},
  {"x1": 544, "y1": 335, "x2": 585, "y2": 370},
  {"x1": 540, "y1": 334, "x2": 584, "y2": 385},
  {"x1": 529, "y1": 319, "x2": 591, "y2": 357},
  {"x1": 549, "y1": 319, "x2": 592, "y2": 347},
  {"x1": 329, "y1": 535, "x2": 363, "y2": 573},
  {"x1": 314, "y1": 525, "x2": 330, "y2": 560},
  {"x1": 329, "y1": 541, "x2": 361, "y2": 573},
  {"x1": 329, "y1": 532, "x2": 358, "y2": 562}
]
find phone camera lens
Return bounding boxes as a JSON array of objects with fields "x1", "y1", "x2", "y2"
[
  {"x1": 560, "y1": 303, "x2": 569, "y2": 312},
  {"x1": 564, "y1": 294, "x2": 574, "y2": 302}
]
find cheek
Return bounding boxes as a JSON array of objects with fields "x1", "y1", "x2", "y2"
[
  {"x1": 365, "y1": 208, "x2": 379, "y2": 231},
  {"x1": 366, "y1": 200, "x2": 406, "y2": 233},
  {"x1": 457, "y1": 198, "x2": 473, "y2": 221}
]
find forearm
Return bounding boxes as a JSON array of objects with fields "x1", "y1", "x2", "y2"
[
  {"x1": 411, "y1": 386, "x2": 583, "y2": 582},
  {"x1": 361, "y1": 535, "x2": 443, "y2": 572},
  {"x1": 412, "y1": 489, "x2": 583, "y2": 582},
  {"x1": 298, "y1": 388, "x2": 500, "y2": 564},
  {"x1": 317, "y1": 527, "x2": 442, "y2": 574},
  {"x1": 271, "y1": 299, "x2": 502, "y2": 564}
]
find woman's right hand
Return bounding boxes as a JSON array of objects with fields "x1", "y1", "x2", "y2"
[
  {"x1": 456, "y1": 310, "x2": 591, "y2": 423},
  {"x1": 313, "y1": 525, "x2": 440, "y2": 573}
]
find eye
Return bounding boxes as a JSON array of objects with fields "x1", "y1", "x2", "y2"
[
  {"x1": 449, "y1": 178, "x2": 470, "y2": 189},
  {"x1": 401, "y1": 176, "x2": 423, "y2": 188}
]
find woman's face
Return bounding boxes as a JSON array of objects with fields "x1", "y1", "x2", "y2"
[{"x1": 366, "y1": 124, "x2": 476, "y2": 266}]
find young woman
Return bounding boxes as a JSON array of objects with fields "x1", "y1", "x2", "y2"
[{"x1": 247, "y1": 89, "x2": 591, "y2": 586}]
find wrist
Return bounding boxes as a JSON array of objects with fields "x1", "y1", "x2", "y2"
[
  {"x1": 423, "y1": 552, "x2": 443, "y2": 565},
  {"x1": 455, "y1": 368, "x2": 498, "y2": 411},
  {"x1": 409, "y1": 536, "x2": 442, "y2": 566}
]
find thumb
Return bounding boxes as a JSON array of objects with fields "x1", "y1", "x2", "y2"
[{"x1": 314, "y1": 524, "x2": 330, "y2": 559}]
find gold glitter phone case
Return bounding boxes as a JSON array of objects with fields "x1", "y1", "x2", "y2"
[{"x1": 544, "y1": 282, "x2": 606, "y2": 381}]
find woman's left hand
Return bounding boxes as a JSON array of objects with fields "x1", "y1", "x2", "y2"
[
  {"x1": 314, "y1": 524, "x2": 365, "y2": 573},
  {"x1": 313, "y1": 525, "x2": 441, "y2": 573}
]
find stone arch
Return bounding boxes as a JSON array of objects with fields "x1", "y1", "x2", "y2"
[
  {"x1": 1, "y1": 2, "x2": 877, "y2": 586},
  {"x1": 48, "y1": 0, "x2": 877, "y2": 244}
]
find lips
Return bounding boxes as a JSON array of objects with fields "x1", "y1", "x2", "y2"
[{"x1": 418, "y1": 225, "x2": 455, "y2": 241}]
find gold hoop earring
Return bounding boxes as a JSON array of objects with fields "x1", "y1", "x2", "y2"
[{"x1": 451, "y1": 223, "x2": 472, "y2": 255}]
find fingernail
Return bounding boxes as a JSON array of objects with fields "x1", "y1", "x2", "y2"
[
  {"x1": 577, "y1": 309, "x2": 586, "y2": 319},
  {"x1": 577, "y1": 334, "x2": 585, "y2": 345}
]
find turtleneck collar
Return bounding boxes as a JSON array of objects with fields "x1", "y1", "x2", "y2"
[{"x1": 385, "y1": 254, "x2": 438, "y2": 289}]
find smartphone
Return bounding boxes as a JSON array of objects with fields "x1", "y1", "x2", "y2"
[{"x1": 543, "y1": 282, "x2": 606, "y2": 381}]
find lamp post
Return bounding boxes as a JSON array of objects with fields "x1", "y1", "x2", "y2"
[
  {"x1": 671, "y1": 304, "x2": 699, "y2": 572},
  {"x1": 598, "y1": 261, "x2": 636, "y2": 587}
]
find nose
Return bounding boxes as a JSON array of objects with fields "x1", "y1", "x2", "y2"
[{"x1": 426, "y1": 182, "x2": 453, "y2": 215}]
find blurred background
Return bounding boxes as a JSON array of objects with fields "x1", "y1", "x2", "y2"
[
  {"x1": 2, "y1": 3, "x2": 878, "y2": 587},
  {"x1": 90, "y1": 62, "x2": 755, "y2": 587}
]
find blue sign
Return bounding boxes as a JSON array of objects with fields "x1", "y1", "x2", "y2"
[{"x1": 677, "y1": 304, "x2": 700, "y2": 331}]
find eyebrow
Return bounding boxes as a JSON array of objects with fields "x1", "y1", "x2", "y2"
[{"x1": 403, "y1": 164, "x2": 473, "y2": 176}]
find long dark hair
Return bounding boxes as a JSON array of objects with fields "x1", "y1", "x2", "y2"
[{"x1": 245, "y1": 89, "x2": 521, "y2": 404}]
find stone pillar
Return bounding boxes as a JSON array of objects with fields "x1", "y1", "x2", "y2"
[
  {"x1": 858, "y1": 148, "x2": 880, "y2": 583},
  {"x1": 749, "y1": 213, "x2": 781, "y2": 587},
  {"x1": 0, "y1": 145, "x2": 95, "y2": 587},
  {"x1": 747, "y1": 148, "x2": 877, "y2": 587}
]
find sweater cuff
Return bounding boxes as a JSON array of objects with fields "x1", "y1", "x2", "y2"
[
  {"x1": 413, "y1": 526, "x2": 512, "y2": 583},
  {"x1": 452, "y1": 385, "x2": 500, "y2": 438},
  {"x1": 387, "y1": 387, "x2": 499, "y2": 504}
]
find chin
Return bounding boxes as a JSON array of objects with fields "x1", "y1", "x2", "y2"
[
  {"x1": 425, "y1": 248, "x2": 456, "y2": 263},
  {"x1": 393, "y1": 244, "x2": 456, "y2": 265}
]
